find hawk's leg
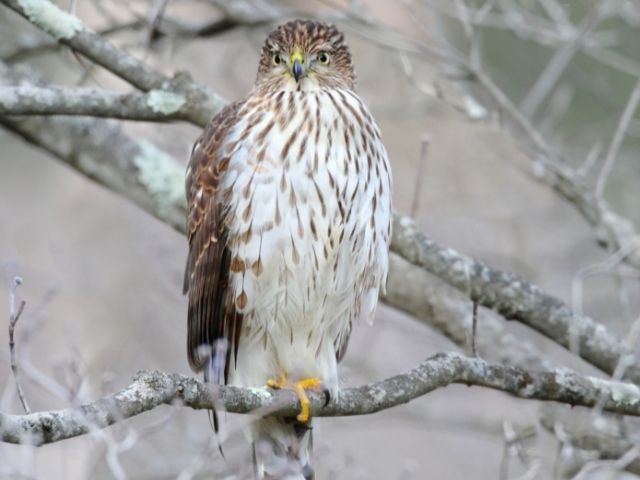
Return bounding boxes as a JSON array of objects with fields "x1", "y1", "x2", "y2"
[{"x1": 267, "y1": 376, "x2": 322, "y2": 423}]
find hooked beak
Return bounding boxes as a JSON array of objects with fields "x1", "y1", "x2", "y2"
[
  {"x1": 290, "y1": 48, "x2": 305, "y2": 82},
  {"x1": 292, "y1": 59, "x2": 304, "y2": 82}
]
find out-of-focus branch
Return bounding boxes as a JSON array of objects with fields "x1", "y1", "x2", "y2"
[
  {"x1": 391, "y1": 214, "x2": 639, "y2": 383},
  {"x1": 4, "y1": 351, "x2": 640, "y2": 446},
  {"x1": 539, "y1": 404, "x2": 640, "y2": 477},
  {"x1": 0, "y1": 61, "x2": 186, "y2": 232},
  {"x1": 0, "y1": 85, "x2": 193, "y2": 121},
  {"x1": 338, "y1": 3, "x2": 640, "y2": 269},
  {"x1": 470, "y1": 66, "x2": 640, "y2": 270},
  {"x1": 595, "y1": 78, "x2": 640, "y2": 198},
  {"x1": 0, "y1": 0, "x2": 225, "y2": 127}
]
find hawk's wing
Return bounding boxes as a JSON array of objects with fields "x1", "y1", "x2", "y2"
[{"x1": 183, "y1": 101, "x2": 243, "y2": 383}]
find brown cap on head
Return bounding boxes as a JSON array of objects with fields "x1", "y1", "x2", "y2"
[{"x1": 255, "y1": 19, "x2": 355, "y2": 91}]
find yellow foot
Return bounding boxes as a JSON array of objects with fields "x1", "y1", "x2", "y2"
[
  {"x1": 266, "y1": 375, "x2": 322, "y2": 423},
  {"x1": 266, "y1": 374, "x2": 288, "y2": 390}
]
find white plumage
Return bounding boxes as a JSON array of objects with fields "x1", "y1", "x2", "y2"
[
  {"x1": 223, "y1": 88, "x2": 391, "y2": 396},
  {"x1": 184, "y1": 20, "x2": 392, "y2": 479}
]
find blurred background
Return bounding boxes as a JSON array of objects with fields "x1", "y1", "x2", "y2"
[{"x1": 1, "y1": 0, "x2": 639, "y2": 478}]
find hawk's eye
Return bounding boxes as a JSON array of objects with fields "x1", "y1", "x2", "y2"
[
  {"x1": 317, "y1": 52, "x2": 330, "y2": 65},
  {"x1": 272, "y1": 53, "x2": 282, "y2": 66}
]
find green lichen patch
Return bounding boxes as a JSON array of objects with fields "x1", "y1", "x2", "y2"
[
  {"x1": 146, "y1": 90, "x2": 186, "y2": 115},
  {"x1": 133, "y1": 141, "x2": 186, "y2": 215},
  {"x1": 18, "y1": 0, "x2": 83, "y2": 40},
  {"x1": 248, "y1": 387, "x2": 273, "y2": 400},
  {"x1": 590, "y1": 377, "x2": 640, "y2": 407}
]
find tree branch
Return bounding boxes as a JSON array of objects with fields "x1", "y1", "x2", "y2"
[
  {"x1": 3, "y1": 352, "x2": 640, "y2": 446},
  {"x1": 0, "y1": 0, "x2": 225, "y2": 127},
  {"x1": 391, "y1": 214, "x2": 640, "y2": 383},
  {"x1": 0, "y1": 85, "x2": 194, "y2": 121},
  {"x1": 7, "y1": 276, "x2": 29, "y2": 414}
]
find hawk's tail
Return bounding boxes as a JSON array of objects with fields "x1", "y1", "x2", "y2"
[{"x1": 252, "y1": 417, "x2": 314, "y2": 479}]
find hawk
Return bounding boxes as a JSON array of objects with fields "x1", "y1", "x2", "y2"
[{"x1": 184, "y1": 19, "x2": 392, "y2": 479}]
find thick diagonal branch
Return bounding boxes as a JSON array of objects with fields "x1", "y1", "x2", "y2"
[
  {"x1": 391, "y1": 214, "x2": 639, "y2": 383},
  {"x1": 3, "y1": 352, "x2": 640, "y2": 446}
]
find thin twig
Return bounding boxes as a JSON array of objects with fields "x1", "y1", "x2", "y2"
[
  {"x1": 8, "y1": 276, "x2": 29, "y2": 414},
  {"x1": 595, "y1": 78, "x2": 640, "y2": 199},
  {"x1": 471, "y1": 301, "x2": 478, "y2": 357},
  {"x1": 410, "y1": 136, "x2": 430, "y2": 218}
]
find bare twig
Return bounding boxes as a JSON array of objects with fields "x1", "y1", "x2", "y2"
[
  {"x1": 471, "y1": 301, "x2": 478, "y2": 357},
  {"x1": 595, "y1": 78, "x2": 640, "y2": 199},
  {"x1": 4, "y1": 352, "x2": 640, "y2": 446},
  {"x1": 410, "y1": 136, "x2": 430, "y2": 218},
  {"x1": 7, "y1": 276, "x2": 29, "y2": 414},
  {"x1": 519, "y1": 1, "x2": 610, "y2": 118},
  {"x1": 540, "y1": 404, "x2": 640, "y2": 476},
  {"x1": 145, "y1": 0, "x2": 170, "y2": 45}
]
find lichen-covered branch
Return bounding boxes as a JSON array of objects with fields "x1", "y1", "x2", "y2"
[
  {"x1": 0, "y1": 0, "x2": 225, "y2": 127},
  {"x1": 3, "y1": 352, "x2": 640, "y2": 446},
  {"x1": 0, "y1": 62, "x2": 187, "y2": 232},
  {"x1": 390, "y1": 214, "x2": 640, "y2": 383},
  {"x1": 0, "y1": 85, "x2": 193, "y2": 121},
  {"x1": 382, "y1": 253, "x2": 549, "y2": 370}
]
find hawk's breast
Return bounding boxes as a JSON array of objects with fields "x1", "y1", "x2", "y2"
[{"x1": 219, "y1": 88, "x2": 391, "y2": 384}]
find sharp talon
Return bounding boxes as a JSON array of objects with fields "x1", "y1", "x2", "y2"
[
  {"x1": 294, "y1": 377, "x2": 321, "y2": 423},
  {"x1": 323, "y1": 389, "x2": 331, "y2": 407},
  {"x1": 266, "y1": 374, "x2": 287, "y2": 390},
  {"x1": 266, "y1": 375, "x2": 322, "y2": 423}
]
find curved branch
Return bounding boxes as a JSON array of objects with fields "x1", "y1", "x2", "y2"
[{"x1": 3, "y1": 352, "x2": 640, "y2": 445}]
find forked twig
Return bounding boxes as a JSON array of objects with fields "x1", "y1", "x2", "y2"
[{"x1": 8, "y1": 276, "x2": 30, "y2": 414}]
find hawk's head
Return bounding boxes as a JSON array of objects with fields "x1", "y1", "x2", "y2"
[{"x1": 256, "y1": 20, "x2": 355, "y2": 92}]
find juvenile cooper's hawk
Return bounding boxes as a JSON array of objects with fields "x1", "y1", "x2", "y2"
[{"x1": 184, "y1": 19, "x2": 392, "y2": 479}]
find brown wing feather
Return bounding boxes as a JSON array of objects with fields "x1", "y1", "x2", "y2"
[{"x1": 184, "y1": 101, "x2": 243, "y2": 383}]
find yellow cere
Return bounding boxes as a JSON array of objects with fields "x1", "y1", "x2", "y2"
[{"x1": 290, "y1": 48, "x2": 305, "y2": 64}]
